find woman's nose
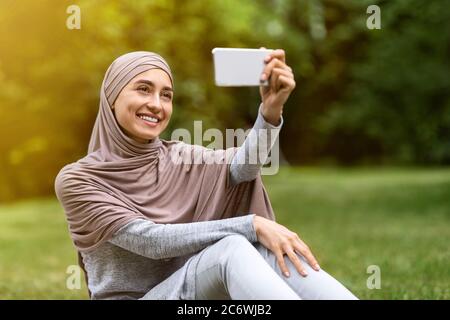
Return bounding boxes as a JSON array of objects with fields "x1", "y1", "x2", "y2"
[{"x1": 147, "y1": 95, "x2": 162, "y2": 112}]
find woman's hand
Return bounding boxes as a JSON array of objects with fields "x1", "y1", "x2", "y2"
[
  {"x1": 259, "y1": 47, "x2": 296, "y2": 126},
  {"x1": 253, "y1": 215, "x2": 320, "y2": 277}
]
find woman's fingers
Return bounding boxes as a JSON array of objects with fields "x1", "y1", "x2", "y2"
[
  {"x1": 294, "y1": 241, "x2": 320, "y2": 271},
  {"x1": 255, "y1": 217, "x2": 320, "y2": 278},
  {"x1": 284, "y1": 247, "x2": 308, "y2": 277},
  {"x1": 272, "y1": 67, "x2": 294, "y2": 78},
  {"x1": 276, "y1": 244, "x2": 315, "y2": 278},
  {"x1": 275, "y1": 250, "x2": 291, "y2": 277},
  {"x1": 271, "y1": 68, "x2": 295, "y2": 92},
  {"x1": 260, "y1": 58, "x2": 288, "y2": 82},
  {"x1": 266, "y1": 49, "x2": 286, "y2": 63},
  {"x1": 276, "y1": 75, "x2": 296, "y2": 92},
  {"x1": 261, "y1": 60, "x2": 292, "y2": 93}
]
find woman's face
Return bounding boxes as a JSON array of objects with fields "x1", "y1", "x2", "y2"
[{"x1": 112, "y1": 69, "x2": 173, "y2": 143}]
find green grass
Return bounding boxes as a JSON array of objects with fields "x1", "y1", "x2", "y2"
[
  {"x1": 263, "y1": 167, "x2": 450, "y2": 299},
  {"x1": 0, "y1": 198, "x2": 89, "y2": 299},
  {"x1": 0, "y1": 167, "x2": 449, "y2": 299}
]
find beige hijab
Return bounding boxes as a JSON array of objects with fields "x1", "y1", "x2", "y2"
[{"x1": 55, "y1": 51, "x2": 275, "y2": 253}]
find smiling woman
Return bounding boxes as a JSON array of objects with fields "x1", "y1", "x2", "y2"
[
  {"x1": 112, "y1": 69, "x2": 174, "y2": 144},
  {"x1": 54, "y1": 50, "x2": 357, "y2": 300}
]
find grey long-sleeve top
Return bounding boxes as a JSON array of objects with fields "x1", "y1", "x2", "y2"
[{"x1": 81, "y1": 103, "x2": 283, "y2": 300}]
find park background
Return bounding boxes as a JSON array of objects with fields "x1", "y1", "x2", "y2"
[{"x1": 0, "y1": 0, "x2": 449, "y2": 299}]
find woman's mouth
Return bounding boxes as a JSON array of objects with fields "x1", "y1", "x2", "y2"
[{"x1": 136, "y1": 114, "x2": 160, "y2": 127}]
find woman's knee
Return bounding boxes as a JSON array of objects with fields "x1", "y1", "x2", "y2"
[
  {"x1": 219, "y1": 234, "x2": 254, "y2": 252},
  {"x1": 214, "y1": 235, "x2": 256, "y2": 268}
]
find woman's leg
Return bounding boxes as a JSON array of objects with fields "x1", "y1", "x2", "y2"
[
  {"x1": 194, "y1": 235, "x2": 358, "y2": 300},
  {"x1": 252, "y1": 242, "x2": 359, "y2": 300},
  {"x1": 141, "y1": 234, "x2": 357, "y2": 300},
  {"x1": 194, "y1": 234, "x2": 301, "y2": 300}
]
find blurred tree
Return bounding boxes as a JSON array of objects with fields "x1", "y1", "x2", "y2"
[
  {"x1": 319, "y1": 0, "x2": 450, "y2": 164},
  {"x1": 0, "y1": 0, "x2": 448, "y2": 201}
]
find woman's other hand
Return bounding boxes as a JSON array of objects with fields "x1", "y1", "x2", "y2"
[{"x1": 253, "y1": 215, "x2": 320, "y2": 277}]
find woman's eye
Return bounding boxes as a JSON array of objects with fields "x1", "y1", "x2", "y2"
[
  {"x1": 138, "y1": 86, "x2": 149, "y2": 92},
  {"x1": 163, "y1": 93, "x2": 172, "y2": 100}
]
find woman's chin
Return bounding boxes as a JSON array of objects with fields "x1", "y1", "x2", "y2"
[
  {"x1": 127, "y1": 130, "x2": 158, "y2": 143},
  {"x1": 139, "y1": 134, "x2": 158, "y2": 142},
  {"x1": 133, "y1": 126, "x2": 161, "y2": 141}
]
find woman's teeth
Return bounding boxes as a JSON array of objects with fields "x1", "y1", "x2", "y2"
[{"x1": 138, "y1": 115, "x2": 159, "y2": 123}]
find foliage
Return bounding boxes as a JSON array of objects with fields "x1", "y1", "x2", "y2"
[
  {"x1": 0, "y1": 0, "x2": 448, "y2": 201},
  {"x1": 320, "y1": 0, "x2": 450, "y2": 164}
]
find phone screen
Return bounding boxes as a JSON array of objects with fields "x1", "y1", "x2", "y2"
[{"x1": 212, "y1": 48, "x2": 274, "y2": 87}]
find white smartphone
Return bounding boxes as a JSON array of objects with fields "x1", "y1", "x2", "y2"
[{"x1": 212, "y1": 47, "x2": 274, "y2": 87}]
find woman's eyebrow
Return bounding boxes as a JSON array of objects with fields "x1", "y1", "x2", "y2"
[{"x1": 134, "y1": 79, "x2": 173, "y2": 92}]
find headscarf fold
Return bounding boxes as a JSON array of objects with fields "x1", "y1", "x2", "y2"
[{"x1": 54, "y1": 51, "x2": 276, "y2": 253}]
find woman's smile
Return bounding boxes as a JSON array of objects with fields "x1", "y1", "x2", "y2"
[{"x1": 136, "y1": 113, "x2": 160, "y2": 128}]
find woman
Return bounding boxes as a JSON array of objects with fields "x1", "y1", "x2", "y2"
[{"x1": 55, "y1": 50, "x2": 358, "y2": 300}]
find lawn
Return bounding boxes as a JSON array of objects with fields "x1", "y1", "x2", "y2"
[{"x1": 0, "y1": 167, "x2": 449, "y2": 299}]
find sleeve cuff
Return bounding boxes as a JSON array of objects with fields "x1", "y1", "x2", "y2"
[
  {"x1": 256, "y1": 103, "x2": 284, "y2": 129},
  {"x1": 245, "y1": 213, "x2": 258, "y2": 243}
]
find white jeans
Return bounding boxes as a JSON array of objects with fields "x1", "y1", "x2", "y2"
[{"x1": 194, "y1": 235, "x2": 358, "y2": 300}]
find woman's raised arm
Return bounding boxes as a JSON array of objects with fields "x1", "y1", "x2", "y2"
[{"x1": 229, "y1": 102, "x2": 283, "y2": 186}]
